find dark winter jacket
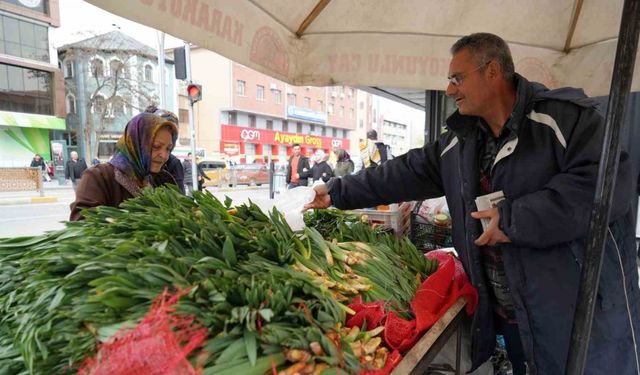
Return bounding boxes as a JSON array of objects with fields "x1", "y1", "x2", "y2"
[
  {"x1": 311, "y1": 161, "x2": 333, "y2": 182},
  {"x1": 182, "y1": 159, "x2": 193, "y2": 184},
  {"x1": 163, "y1": 154, "x2": 184, "y2": 194},
  {"x1": 70, "y1": 163, "x2": 178, "y2": 221},
  {"x1": 326, "y1": 74, "x2": 639, "y2": 374},
  {"x1": 65, "y1": 158, "x2": 88, "y2": 182},
  {"x1": 286, "y1": 155, "x2": 311, "y2": 186},
  {"x1": 30, "y1": 158, "x2": 46, "y2": 171}
]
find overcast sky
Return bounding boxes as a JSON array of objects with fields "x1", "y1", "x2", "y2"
[{"x1": 52, "y1": 0, "x2": 183, "y2": 50}]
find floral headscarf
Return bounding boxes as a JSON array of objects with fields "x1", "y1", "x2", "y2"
[{"x1": 109, "y1": 113, "x2": 178, "y2": 186}]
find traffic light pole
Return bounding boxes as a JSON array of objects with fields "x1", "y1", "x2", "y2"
[{"x1": 184, "y1": 43, "x2": 198, "y2": 193}]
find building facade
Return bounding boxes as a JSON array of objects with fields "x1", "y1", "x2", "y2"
[
  {"x1": 0, "y1": 0, "x2": 65, "y2": 167},
  {"x1": 58, "y1": 30, "x2": 176, "y2": 161},
  {"x1": 179, "y1": 48, "x2": 355, "y2": 164}
]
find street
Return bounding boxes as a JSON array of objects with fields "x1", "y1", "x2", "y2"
[{"x1": 0, "y1": 186, "x2": 271, "y2": 238}]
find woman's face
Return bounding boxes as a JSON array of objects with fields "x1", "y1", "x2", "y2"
[{"x1": 150, "y1": 127, "x2": 173, "y2": 173}]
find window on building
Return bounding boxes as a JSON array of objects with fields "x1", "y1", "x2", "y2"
[
  {"x1": 339, "y1": 106, "x2": 345, "y2": 117},
  {"x1": 288, "y1": 93, "x2": 296, "y2": 106},
  {"x1": 317, "y1": 100, "x2": 323, "y2": 112},
  {"x1": 328, "y1": 103, "x2": 334, "y2": 114},
  {"x1": 283, "y1": 121, "x2": 289, "y2": 132},
  {"x1": 359, "y1": 119, "x2": 364, "y2": 129},
  {"x1": 349, "y1": 108, "x2": 354, "y2": 119},
  {"x1": 309, "y1": 124, "x2": 315, "y2": 133},
  {"x1": 227, "y1": 111, "x2": 237, "y2": 124},
  {"x1": 321, "y1": 126, "x2": 326, "y2": 136},
  {"x1": 273, "y1": 89, "x2": 281, "y2": 104},
  {"x1": 266, "y1": 120, "x2": 273, "y2": 130},
  {"x1": 359, "y1": 101, "x2": 364, "y2": 110},
  {"x1": 249, "y1": 115, "x2": 256, "y2": 128},
  {"x1": 66, "y1": 94, "x2": 76, "y2": 114},
  {"x1": 237, "y1": 80, "x2": 246, "y2": 96},
  {"x1": 332, "y1": 128, "x2": 338, "y2": 137},
  {"x1": 144, "y1": 65, "x2": 154, "y2": 82},
  {"x1": 0, "y1": 15, "x2": 49, "y2": 62},
  {"x1": 90, "y1": 58, "x2": 104, "y2": 77},
  {"x1": 110, "y1": 60, "x2": 124, "y2": 78},
  {"x1": 3, "y1": 0, "x2": 48, "y2": 14},
  {"x1": 0, "y1": 63, "x2": 52, "y2": 115},
  {"x1": 180, "y1": 109, "x2": 189, "y2": 124},
  {"x1": 64, "y1": 61, "x2": 74, "y2": 78},
  {"x1": 296, "y1": 122, "x2": 302, "y2": 133},
  {"x1": 112, "y1": 96, "x2": 125, "y2": 116},
  {"x1": 256, "y1": 85, "x2": 265, "y2": 100},
  {"x1": 304, "y1": 97, "x2": 310, "y2": 108},
  {"x1": 92, "y1": 95, "x2": 105, "y2": 114}
]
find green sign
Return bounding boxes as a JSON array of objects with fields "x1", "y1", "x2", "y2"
[{"x1": 0, "y1": 110, "x2": 66, "y2": 130}]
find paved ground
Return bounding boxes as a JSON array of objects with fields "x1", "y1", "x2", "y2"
[{"x1": 0, "y1": 183, "x2": 271, "y2": 238}]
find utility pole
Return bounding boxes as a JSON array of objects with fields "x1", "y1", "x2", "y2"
[
  {"x1": 156, "y1": 31, "x2": 166, "y2": 107},
  {"x1": 185, "y1": 43, "x2": 198, "y2": 192}
]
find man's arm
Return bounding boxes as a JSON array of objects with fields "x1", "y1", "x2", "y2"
[
  {"x1": 328, "y1": 141, "x2": 446, "y2": 210},
  {"x1": 499, "y1": 106, "x2": 633, "y2": 247}
]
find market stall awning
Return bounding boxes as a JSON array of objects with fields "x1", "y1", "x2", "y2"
[{"x1": 86, "y1": 0, "x2": 637, "y2": 96}]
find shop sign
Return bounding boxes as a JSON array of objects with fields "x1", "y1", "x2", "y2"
[
  {"x1": 223, "y1": 142, "x2": 240, "y2": 155},
  {"x1": 287, "y1": 106, "x2": 326, "y2": 124},
  {"x1": 0, "y1": 110, "x2": 66, "y2": 130},
  {"x1": 331, "y1": 139, "x2": 343, "y2": 148},
  {"x1": 240, "y1": 129, "x2": 260, "y2": 141},
  {"x1": 273, "y1": 132, "x2": 322, "y2": 147}
]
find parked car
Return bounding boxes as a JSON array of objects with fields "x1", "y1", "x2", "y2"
[
  {"x1": 225, "y1": 163, "x2": 270, "y2": 186},
  {"x1": 200, "y1": 160, "x2": 228, "y2": 187}
]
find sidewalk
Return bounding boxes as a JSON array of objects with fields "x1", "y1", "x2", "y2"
[
  {"x1": 0, "y1": 180, "x2": 73, "y2": 206},
  {"x1": 0, "y1": 181, "x2": 270, "y2": 206}
]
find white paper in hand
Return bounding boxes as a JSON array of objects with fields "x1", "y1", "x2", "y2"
[
  {"x1": 252, "y1": 186, "x2": 316, "y2": 231},
  {"x1": 474, "y1": 191, "x2": 505, "y2": 231}
]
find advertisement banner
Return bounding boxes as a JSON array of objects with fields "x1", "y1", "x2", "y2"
[
  {"x1": 221, "y1": 125, "x2": 349, "y2": 150},
  {"x1": 0, "y1": 126, "x2": 51, "y2": 166},
  {"x1": 50, "y1": 140, "x2": 68, "y2": 178}
]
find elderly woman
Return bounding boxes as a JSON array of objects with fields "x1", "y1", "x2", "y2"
[
  {"x1": 311, "y1": 150, "x2": 333, "y2": 183},
  {"x1": 70, "y1": 113, "x2": 178, "y2": 221},
  {"x1": 333, "y1": 149, "x2": 354, "y2": 177}
]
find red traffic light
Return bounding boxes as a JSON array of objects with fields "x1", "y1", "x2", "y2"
[{"x1": 187, "y1": 83, "x2": 202, "y2": 104}]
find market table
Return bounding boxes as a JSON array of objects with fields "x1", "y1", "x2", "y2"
[{"x1": 391, "y1": 298, "x2": 467, "y2": 375}]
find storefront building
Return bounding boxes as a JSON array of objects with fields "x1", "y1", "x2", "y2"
[{"x1": 0, "y1": 0, "x2": 66, "y2": 166}]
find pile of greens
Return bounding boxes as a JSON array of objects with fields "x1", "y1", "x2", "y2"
[{"x1": 0, "y1": 188, "x2": 436, "y2": 374}]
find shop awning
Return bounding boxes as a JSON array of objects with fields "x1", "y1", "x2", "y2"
[{"x1": 0, "y1": 110, "x2": 66, "y2": 130}]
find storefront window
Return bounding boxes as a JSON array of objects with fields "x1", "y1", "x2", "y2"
[
  {"x1": 0, "y1": 15, "x2": 49, "y2": 62},
  {"x1": 245, "y1": 143, "x2": 256, "y2": 163},
  {"x1": 0, "y1": 63, "x2": 52, "y2": 115}
]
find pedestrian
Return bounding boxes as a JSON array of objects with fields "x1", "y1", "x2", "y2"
[
  {"x1": 333, "y1": 149, "x2": 354, "y2": 177},
  {"x1": 285, "y1": 143, "x2": 311, "y2": 188},
  {"x1": 196, "y1": 157, "x2": 210, "y2": 191},
  {"x1": 30, "y1": 154, "x2": 50, "y2": 181},
  {"x1": 65, "y1": 151, "x2": 88, "y2": 191},
  {"x1": 359, "y1": 129, "x2": 393, "y2": 168},
  {"x1": 182, "y1": 152, "x2": 194, "y2": 196},
  {"x1": 69, "y1": 113, "x2": 179, "y2": 221},
  {"x1": 145, "y1": 105, "x2": 185, "y2": 194},
  {"x1": 311, "y1": 150, "x2": 333, "y2": 183},
  {"x1": 305, "y1": 32, "x2": 639, "y2": 375}
]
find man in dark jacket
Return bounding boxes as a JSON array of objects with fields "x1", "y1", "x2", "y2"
[
  {"x1": 182, "y1": 152, "x2": 194, "y2": 195},
  {"x1": 65, "y1": 151, "x2": 88, "y2": 191},
  {"x1": 286, "y1": 143, "x2": 311, "y2": 188},
  {"x1": 311, "y1": 150, "x2": 333, "y2": 183},
  {"x1": 305, "y1": 33, "x2": 639, "y2": 375}
]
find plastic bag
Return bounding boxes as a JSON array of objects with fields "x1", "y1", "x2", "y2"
[{"x1": 252, "y1": 186, "x2": 316, "y2": 230}]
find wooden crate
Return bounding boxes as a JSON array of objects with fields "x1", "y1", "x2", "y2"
[{"x1": 350, "y1": 202, "x2": 413, "y2": 237}]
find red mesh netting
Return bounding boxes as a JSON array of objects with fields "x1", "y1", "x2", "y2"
[
  {"x1": 78, "y1": 288, "x2": 208, "y2": 375},
  {"x1": 346, "y1": 295, "x2": 386, "y2": 329}
]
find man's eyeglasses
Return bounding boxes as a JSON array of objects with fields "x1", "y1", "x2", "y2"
[{"x1": 447, "y1": 61, "x2": 491, "y2": 87}]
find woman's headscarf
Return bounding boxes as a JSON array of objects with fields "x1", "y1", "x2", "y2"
[
  {"x1": 109, "y1": 113, "x2": 178, "y2": 186},
  {"x1": 336, "y1": 149, "x2": 351, "y2": 162}
]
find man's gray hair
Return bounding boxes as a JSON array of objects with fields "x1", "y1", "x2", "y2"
[{"x1": 451, "y1": 33, "x2": 515, "y2": 81}]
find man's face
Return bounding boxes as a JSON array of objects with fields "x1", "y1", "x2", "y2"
[
  {"x1": 293, "y1": 146, "x2": 301, "y2": 156},
  {"x1": 445, "y1": 49, "x2": 491, "y2": 116}
]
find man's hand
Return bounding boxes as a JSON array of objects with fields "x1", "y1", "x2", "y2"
[
  {"x1": 471, "y1": 208, "x2": 511, "y2": 246},
  {"x1": 303, "y1": 184, "x2": 332, "y2": 211}
]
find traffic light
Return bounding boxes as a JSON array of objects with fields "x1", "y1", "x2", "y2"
[{"x1": 187, "y1": 83, "x2": 202, "y2": 104}]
